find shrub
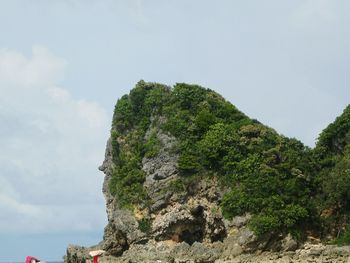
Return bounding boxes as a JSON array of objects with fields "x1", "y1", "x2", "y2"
[
  {"x1": 138, "y1": 218, "x2": 152, "y2": 233},
  {"x1": 249, "y1": 214, "x2": 281, "y2": 237},
  {"x1": 221, "y1": 188, "x2": 250, "y2": 218},
  {"x1": 144, "y1": 131, "x2": 161, "y2": 158},
  {"x1": 334, "y1": 225, "x2": 350, "y2": 245}
]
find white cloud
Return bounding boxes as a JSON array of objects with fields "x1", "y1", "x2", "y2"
[
  {"x1": 0, "y1": 46, "x2": 66, "y2": 88},
  {"x1": 0, "y1": 46, "x2": 109, "y2": 234}
]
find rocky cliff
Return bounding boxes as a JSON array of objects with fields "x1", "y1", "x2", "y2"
[{"x1": 65, "y1": 81, "x2": 350, "y2": 263}]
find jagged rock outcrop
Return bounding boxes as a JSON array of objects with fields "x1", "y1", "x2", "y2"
[
  {"x1": 65, "y1": 82, "x2": 350, "y2": 262},
  {"x1": 101, "y1": 122, "x2": 232, "y2": 250},
  {"x1": 67, "y1": 241, "x2": 350, "y2": 263},
  {"x1": 65, "y1": 244, "x2": 102, "y2": 263},
  {"x1": 66, "y1": 116, "x2": 256, "y2": 262}
]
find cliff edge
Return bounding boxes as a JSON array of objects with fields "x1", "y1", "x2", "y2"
[{"x1": 65, "y1": 81, "x2": 350, "y2": 263}]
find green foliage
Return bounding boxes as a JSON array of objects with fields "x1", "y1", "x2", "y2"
[
  {"x1": 249, "y1": 214, "x2": 281, "y2": 237},
  {"x1": 219, "y1": 134, "x2": 313, "y2": 236},
  {"x1": 317, "y1": 105, "x2": 350, "y2": 156},
  {"x1": 113, "y1": 95, "x2": 134, "y2": 132},
  {"x1": 313, "y1": 105, "x2": 350, "y2": 236},
  {"x1": 162, "y1": 110, "x2": 192, "y2": 139},
  {"x1": 109, "y1": 81, "x2": 171, "y2": 209},
  {"x1": 198, "y1": 123, "x2": 240, "y2": 169},
  {"x1": 162, "y1": 83, "x2": 248, "y2": 140},
  {"x1": 172, "y1": 83, "x2": 207, "y2": 112},
  {"x1": 318, "y1": 147, "x2": 350, "y2": 212},
  {"x1": 138, "y1": 218, "x2": 152, "y2": 233},
  {"x1": 144, "y1": 131, "x2": 161, "y2": 158},
  {"x1": 197, "y1": 112, "x2": 313, "y2": 236},
  {"x1": 166, "y1": 175, "x2": 199, "y2": 195},
  {"x1": 248, "y1": 204, "x2": 308, "y2": 237},
  {"x1": 113, "y1": 80, "x2": 171, "y2": 133},
  {"x1": 193, "y1": 107, "x2": 217, "y2": 134},
  {"x1": 111, "y1": 130, "x2": 120, "y2": 163},
  {"x1": 109, "y1": 157, "x2": 148, "y2": 208},
  {"x1": 334, "y1": 224, "x2": 350, "y2": 245},
  {"x1": 178, "y1": 142, "x2": 201, "y2": 174},
  {"x1": 168, "y1": 178, "x2": 187, "y2": 193},
  {"x1": 221, "y1": 188, "x2": 250, "y2": 218}
]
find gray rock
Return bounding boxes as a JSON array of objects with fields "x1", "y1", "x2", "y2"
[
  {"x1": 99, "y1": 137, "x2": 116, "y2": 222},
  {"x1": 221, "y1": 241, "x2": 243, "y2": 259},
  {"x1": 102, "y1": 222, "x2": 129, "y2": 256},
  {"x1": 231, "y1": 214, "x2": 252, "y2": 228},
  {"x1": 237, "y1": 228, "x2": 256, "y2": 246},
  {"x1": 281, "y1": 233, "x2": 298, "y2": 252},
  {"x1": 65, "y1": 245, "x2": 89, "y2": 263},
  {"x1": 142, "y1": 127, "x2": 179, "y2": 212}
]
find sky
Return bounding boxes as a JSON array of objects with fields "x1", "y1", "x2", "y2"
[{"x1": 0, "y1": 0, "x2": 349, "y2": 261}]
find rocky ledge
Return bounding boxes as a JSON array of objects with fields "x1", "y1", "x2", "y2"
[{"x1": 66, "y1": 241, "x2": 350, "y2": 263}]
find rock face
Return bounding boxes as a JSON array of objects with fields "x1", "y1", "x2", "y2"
[
  {"x1": 65, "y1": 84, "x2": 350, "y2": 262},
  {"x1": 65, "y1": 244, "x2": 102, "y2": 263},
  {"x1": 65, "y1": 120, "x2": 311, "y2": 262},
  {"x1": 65, "y1": 120, "x2": 257, "y2": 262},
  {"x1": 102, "y1": 124, "x2": 230, "y2": 250}
]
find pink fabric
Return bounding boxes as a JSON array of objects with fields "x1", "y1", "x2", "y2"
[{"x1": 25, "y1": 256, "x2": 39, "y2": 263}]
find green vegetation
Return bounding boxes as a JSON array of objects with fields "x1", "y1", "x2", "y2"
[
  {"x1": 138, "y1": 218, "x2": 152, "y2": 233},
  {"x1": 209, "y1": 127, "x2": 313, "y2": 237},
  {"x1": 144, "y1": 130, "x2": 161, "y2": 158},
  {"x1": 110, "y1": 81, "x2": 171, "y2": 208},
  {"x1": 109, "y1": 80, "x2": 350, "y2": 242},
  {"x1": 316, "y1": 105, "x2": 350, "y2": 158},
  {"x1": 334, "y1": 224, "x2": 350, "y2": 245},
  {"x1": 313, "y1": 106, "x2": 350, "y2": 236},
  {"x1": 167, "y1": 175, "x2": 200, "y2": 195}
]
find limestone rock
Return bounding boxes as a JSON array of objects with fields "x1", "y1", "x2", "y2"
[
  {"x1": 65, "y1": 97, "x2": 350, "y2": 263},
  {"x1": 281, "y1": 233, "x2": 298, "y2": 252},
  {"x1": 65, "y1": 245, "x2": 88, "y2": 263}
]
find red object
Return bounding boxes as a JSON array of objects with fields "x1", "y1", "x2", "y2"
[
  {"x1": 25, "y1": 256, "x2": 39, "y2": 263},
  {"x1": 93, "y1": 256, "x2": 98, "y2": 263}
]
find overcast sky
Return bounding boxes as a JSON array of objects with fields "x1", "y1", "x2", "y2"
[{"x1": 0, "y1": 0, "x2": 349, "y2": 261}]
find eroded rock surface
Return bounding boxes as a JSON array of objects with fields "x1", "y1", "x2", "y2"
[
  {"x1": 67, "y1": 242, "x2": 350, "y2": 263},
  {"x1": 65, "y1": 122, "x2": 296, "y2": 262},
  {"x1": 64, "y1": 114, "x2": 350, "y2": 263}
]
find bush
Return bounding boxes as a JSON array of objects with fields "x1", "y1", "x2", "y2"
[
  {"x1": 317, "y1": 105, "x2": 350, "y2": 156},
  {"x1": 178, "y1": 149, "x2": 200, "y2": 174},
  {"x1": 334, "y1": 225, "x2": 350, "y2": 245},
  {"x1": 220, "y1": 136, "x2": 313, "y2": 236},
  {"x1": 113, "y1": 95, "x2": 134, "y2": 131},
  {"x1": 249, "y1": 214, "x2": 281, "y2": 237},
  {"x1": 111, "y1": 130, "x2": 120, "y2": 163},
  {"x1": 138, "y1": 218, "x2": 152, "y2": 233},
  {"x1": 320, "y1": 151, "x2": 350, "y2": 211},
  {"x1": 144, "y1": 131, "x2": 161, "y2": 158},
  {"x1": 168, "y1": 179, "x2": 186, "y2": 193},
  {"x1": 221, "y1": 189, "x2": 250, "y2": 218}
]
